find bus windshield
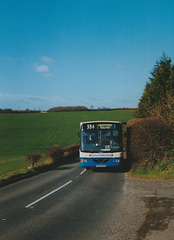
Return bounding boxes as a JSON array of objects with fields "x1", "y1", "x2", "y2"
[{"x1": 80, "y1": 129, "x2": 121, "y2": 152}]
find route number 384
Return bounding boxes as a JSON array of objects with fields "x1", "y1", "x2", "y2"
[{"x1": 87, "y1": 124, "x2": 95, "y2": 130}]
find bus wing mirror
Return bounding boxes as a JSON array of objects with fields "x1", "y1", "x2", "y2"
[{"x1": 122, "y1": 122, "x2": 127, "y2": 127}]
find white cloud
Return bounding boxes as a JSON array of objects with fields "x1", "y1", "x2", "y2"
[
  {"x1": 41, "y1": 56, "x2": 55, "y2": 64},
  {"x1": 34, "y1": 58, "x2": 55, "y2": 79},
  {"x1": 41, "y1": 73, "x2": 56, "y2": 79},
  {"x1": 34, "y1": 64, "x2": 49, "y2": 73}
]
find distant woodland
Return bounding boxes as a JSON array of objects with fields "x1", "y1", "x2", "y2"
[{"x1": 0, "y1": 106, "x2": 137, "y2": 113}]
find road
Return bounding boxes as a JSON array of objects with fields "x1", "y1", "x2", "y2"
[
  {"x1": 0, "y1": 159, "x2": 174, "y2": 240},
  {"x1": 0, "y1": 159, "x2": 128, "y2": 240}
]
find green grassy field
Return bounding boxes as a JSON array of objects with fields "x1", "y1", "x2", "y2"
[{"x1": 0, "y1": 110, "x2": 134, "y2": 179}]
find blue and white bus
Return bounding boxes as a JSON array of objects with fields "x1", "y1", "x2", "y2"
[{"x1": 80, "y1": 121, "x2": 124, "y2": 168}]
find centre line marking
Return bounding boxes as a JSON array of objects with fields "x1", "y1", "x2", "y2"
[
  {"x1": 80, "y1": 168, "x2": 86, "y2": 175},
  {"x1": 25, "y1": 180, "x2": 72, "y2": 209}
]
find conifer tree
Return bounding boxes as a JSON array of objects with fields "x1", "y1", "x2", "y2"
[{"x1": 136, "y1": 53, "x2": 174, "y2": 118}]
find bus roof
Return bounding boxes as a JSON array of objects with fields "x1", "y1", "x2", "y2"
[{"x1": 80, "y1": 121, "x2": 122, "y2": 126}]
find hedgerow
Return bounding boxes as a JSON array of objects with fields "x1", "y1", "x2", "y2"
[
  {"x1": 126, "y1": 117, "x2": 173, "y2": 170},
  {"x1": 45, "y1": 144, "x2": 79, "y2": 166}
]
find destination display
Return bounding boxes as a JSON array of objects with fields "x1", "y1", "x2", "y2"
[{"x1": 82, "y1": 122, "x2": 119, "y2": 130}]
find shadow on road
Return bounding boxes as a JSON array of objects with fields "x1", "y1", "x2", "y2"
[{"x1": 87, "y1": 159, "x2": 132, "y2": 173}]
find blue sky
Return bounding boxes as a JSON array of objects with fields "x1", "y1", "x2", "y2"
[{"x1": 0, "y1": 0, "x2": 174, "y2": 110}]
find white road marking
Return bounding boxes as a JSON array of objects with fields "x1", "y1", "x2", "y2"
[
  {"x1": 80, "y1": 168, "x2": 86, "y2": 175},
  {"x1": 25, "y1": 180, "x2": 72, "y2": 208}
]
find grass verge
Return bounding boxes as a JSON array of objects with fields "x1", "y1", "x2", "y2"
[
  {"x1": 129, "y1": 168, "x2": 174, "y2": 180},
  {"x1": 0, "y1": 144, "x2": 79, "y2": 187},
  {"x1": 128, "y1": 154, "x2": 174, "y2": 180}
]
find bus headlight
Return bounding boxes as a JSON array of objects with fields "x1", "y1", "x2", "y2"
[
  {"x1": 80, "y1": 159, "x2": 88, "y2": 163},
  {"x1": 112, "y1": 159, "x2": 120, "y2": 163}
]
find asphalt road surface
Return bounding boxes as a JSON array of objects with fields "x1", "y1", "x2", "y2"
[
  {"x1": 0, "y1": 159, "x2": 128, "y2": 240},
  {"x1": 0, "y1": 159, "x2": 174, "y2": 240}
]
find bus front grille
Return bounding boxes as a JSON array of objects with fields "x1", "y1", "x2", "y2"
[{"x1": 93, "y1": 159, "x2": 110, "y2": 164}]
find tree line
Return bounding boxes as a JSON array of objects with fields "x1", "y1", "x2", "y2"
[
  {"x1": 0, "y1": 107, "x2": 136, "y2": 113},
  {"x1": 48, "y1": 106, "x2": 136, "y2": 112},
  {"x1": 0, "y1": 109, "x2": 40, "y2": 113}
]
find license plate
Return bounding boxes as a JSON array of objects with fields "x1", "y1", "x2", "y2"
[{"x1": 96, "y1": 165, "x2": 106, "y2": 168}]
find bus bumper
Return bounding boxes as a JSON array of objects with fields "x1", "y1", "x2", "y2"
[{"x1": 80, "y1": 158, "x2": 122, "y2": 168}]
